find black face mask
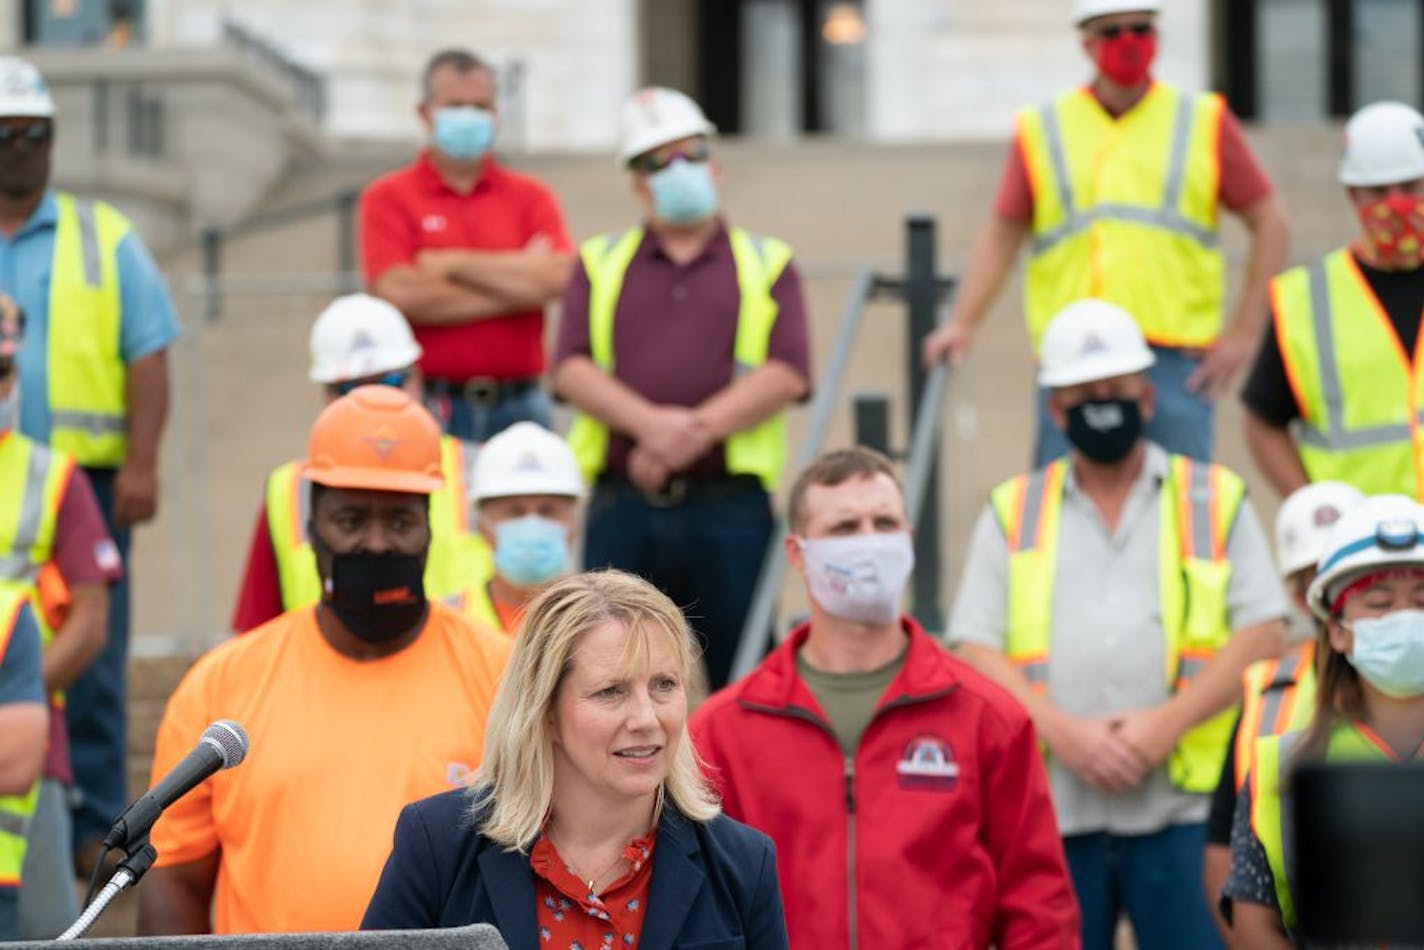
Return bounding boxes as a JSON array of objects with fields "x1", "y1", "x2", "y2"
[
  {"x1": 1065, "y1": 397, "x2": 1143, "y2": 464},
  {"x1": 311, "y1": 529, "x2": 428, "y2": 645}
]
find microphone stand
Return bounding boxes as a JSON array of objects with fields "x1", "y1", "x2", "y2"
[{"x1": 55, "y1": 839, "x2": 159, "y2": 941}]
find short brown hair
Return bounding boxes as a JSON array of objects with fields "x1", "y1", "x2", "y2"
[
  {"x1": 421, "y1": 49, "x2": 494, "y2": 101},
  {"x1": 788, "y1": 447, "x2": 902, "y2": 533}
]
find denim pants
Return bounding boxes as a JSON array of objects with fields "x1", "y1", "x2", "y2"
[
  {"x1": 583, "y1": 480, "x2": 773, "y2": 691},
  {"x1": 425, "y1": 384, "x2": 554, "y2": 444},
  {"x1": 1063, "y1": 823, "x2": 1224, "y2": 950},
  {"x1": 18, "y1": 778, "x2": 79, "y2": 938},
  {"x1": 1033, "y1": 345, "x2": 1215, "y2": 467},
  {"x1": 66, "y1": 467, "x2": 131, "y2": 850}
]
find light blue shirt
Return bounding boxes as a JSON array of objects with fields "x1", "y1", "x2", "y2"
[{"x1": 1, "y1": 190, "x2": 179, "y2": 450}]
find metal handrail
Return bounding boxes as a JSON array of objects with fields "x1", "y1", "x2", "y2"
[
  {"x1": 906, "y1": 316, "x2": 950, "y2": 528},
  {"x1": 729, "y1": 268, "x2": 877, "y2": 681}
]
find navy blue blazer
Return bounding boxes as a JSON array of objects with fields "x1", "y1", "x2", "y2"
[{"x1": 362, "y1": 788, "x2": 789, "y2": 950}]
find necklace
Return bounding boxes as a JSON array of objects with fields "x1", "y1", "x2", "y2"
[{"x1": 546, "y1": 829, "x2": 629, "y2": 895}]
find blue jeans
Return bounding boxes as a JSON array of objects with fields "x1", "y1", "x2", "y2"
[
  {"x1": 1033, "y1": 345, "x2": 1215, "y2": 466},
  {"x1": 583, "y1": 480, "x2": 773, "y2": 690},
  {"x1": 1064, "y1": 823, "x2": 1224, "y2": 950},
  {"x1": 19, "y1": 778, "x2": 79, "y2": 938},
  {"x1": 66, "y1": 467, "x2": 131, "y2": 851},
  {"x1": 424, "y1": 384, "x2": 553, "y2": 444}
]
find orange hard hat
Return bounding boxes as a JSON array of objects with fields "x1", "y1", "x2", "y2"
[{"x1": 301, "y1": 385, "x2": 444, "y2": 494}]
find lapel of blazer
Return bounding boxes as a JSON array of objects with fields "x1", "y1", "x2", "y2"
[
  {"x1": 477, "y1": 843, "x2": 540, "y2": 950},
  {"x1": 637, "y1": 809, "x2": 707, "y2": 950}
]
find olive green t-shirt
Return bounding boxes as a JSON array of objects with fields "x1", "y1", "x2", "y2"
[{"x1": 797, "y1": 647, "x2": 908, "y2": 756}]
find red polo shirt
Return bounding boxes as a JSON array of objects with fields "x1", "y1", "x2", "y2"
[{"x1": 359, "y1": 152, "x2": 572, "y2": 381}]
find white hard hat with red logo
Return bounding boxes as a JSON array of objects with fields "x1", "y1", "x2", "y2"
[
  {"x1": 618, "y1": 87, "x2": 715, "y2": 166},
  {"x1": 1036, "y1": 298, "x2": 1155, "y2": 387},
  {"x1": 470, "y1": 422, "x2": 584, "y2": 503},
  {"x1": 308, "y1": 293, "x2": 423, "y2": 384},
  {"x1": 0, "y1": 58, "x2": 53, "y2": 119},
  {"x1": 1072, "y1": 1, "x2": 1160, "y2": 26},
  {"x1": 1275, "y1": 481, "x2": 1366, "y2": 577},
  {"x1": 1306, "y1": 494, "x2": 1424, "y2": 619},
  {"x1": 1339, "y1": 101, "x2": 1424, "y2": 187}
]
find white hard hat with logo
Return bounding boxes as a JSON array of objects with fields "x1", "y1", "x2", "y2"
[
  {"x1": 618, "y1": 87, "x2": 716, "y2": 166},
  {"x1": 471, "y1": 422, "x2": 584, "y2": 503},
  {"x1": 308, "y1": 293, "x2": 423, "y2": 384},
  {"x1": 1037, "y1": 298, "x2": 1155, "y2": 387},
  {"x1": 1339, "y1": 102, "x2": 1424, "y2": 187},
  {"x1": 1072, "y1": 0, "x2": 1160, "y2": 26},
  {"x1": 0, "y1": 58, "x2": 54, "y2": 119},
  {"x1": 1306, "y1": 494, "x2": 1424, "y2": 619},
  {"x1": 1275, "y1": 481, "x2": 1366, "y2": 577}
]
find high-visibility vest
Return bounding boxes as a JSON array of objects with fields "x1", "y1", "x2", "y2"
[
  {"x1": 1016, "y1": 82, "x2": 1225, "y2": 350},
  {"x1": 989, "y1": 452, "x2": 1245, "y2": 793},
  {"x1": 1271, "y1": 248, "x2": 1424, "y2": 497},
  {"x1": 0, "y1": 583, "x2": 41, "y2": 895},
  {"x1": 264, "y1": 435, "x2": 491, "y2": 611},
  {"x1": 47, "y1": 191, "x2": 133, "y2": 467},
  {"x1": 1252, "y1": 720, "x2": 1398, "y2": 929},
  {"x1": 456, "y1": 579, "x2": 503, "y2": 633},
  {"x1": 566, "y1": 226, "x2": 793, "y2": 492},
  {"x1": 0, "y1": 431, "x2": 71, "y2": 667},
  {"x1": 1233, "y1": 641, "x2": 1316, "y2": 789}
]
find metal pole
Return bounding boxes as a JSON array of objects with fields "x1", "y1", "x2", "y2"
[
  {"x1": 904, "y1": 215, "x2": 942, "y2": 632},
  {"x1": 201, "y1": 228, "x2": 222, "y2": 323},
  {"x1": 852, "y1": 392, "x2": 892, "y2": 456},
  {"x1": 337, "y1": 190, "x2": 359, "y2": 290}
]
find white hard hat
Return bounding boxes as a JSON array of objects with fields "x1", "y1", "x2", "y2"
[
  {"x1": 1275, "y1": 481, "x2": 1366, "y2": 577},
  {"x1": 1306, "y1": 494, "x2": 1424, "y2": 619},
  {"x1": 1072, "y1": 0, "x2": 1160, "y2": 26},
  {"x1": 0, "y1": 58, "x2": 54, "y2": 119},
  {"x1": 471, "y1": 422, "x2": 584, "y2": 503},
  {"x1": 1339, "y1": 102, "x2": 1424, "y2": 187},
  {"x1": 308, "y1": 293, "x2": 422, "y2": 384},
  {"x1": 1037, "y1": 298, "x2": 1155, "y2": 387},
  {"x1": 618, "y1": 87, "x2": 716, "y2": 166}
]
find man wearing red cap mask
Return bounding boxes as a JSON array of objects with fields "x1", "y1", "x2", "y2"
[{"x1": 925, "y1": 1, "x2": 1289, "y2": 468}]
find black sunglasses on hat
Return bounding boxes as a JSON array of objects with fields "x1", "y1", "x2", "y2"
[{"x1": 1094, "y1": 22, "x2": 1155, "y2": 40}]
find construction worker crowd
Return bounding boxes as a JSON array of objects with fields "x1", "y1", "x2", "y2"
[{"x1": 0, "y1": 0, "x2": 1421, "y2": 946}]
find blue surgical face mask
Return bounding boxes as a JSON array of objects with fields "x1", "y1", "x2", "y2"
[
  {"x1": 648, "y1": 159, "x2": 718, "y2": 225},
  {"x1": 1347, "y1": 608, "x2": 1424, "y2": 698},
  {"x1": 493, "y1": 516, "x2": 570, "y2": 589},
  {"x1": 432, "y1": 106, "x2": 495, "y2": 162}
]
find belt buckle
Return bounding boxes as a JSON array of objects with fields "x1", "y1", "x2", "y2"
[
  {"x1": 644, "y1": 477, "x2": 689, "y2": 508},
  {"x1": 462, "y1": 377, "x2": 501, "y2": 406}
]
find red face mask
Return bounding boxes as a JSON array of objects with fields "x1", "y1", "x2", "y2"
[
  {"x1": 1095, "y1": 31, "x2": 1157, "y2": 88},
  {"x1": 1357, "y1": 193, "x2": 1424, "y2": 271}
]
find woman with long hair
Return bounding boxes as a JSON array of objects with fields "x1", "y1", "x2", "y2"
[
  {"x1": 362, "y1": 569, "x2": 788, "y2": 948},
  {"x1": 1225, "y1": 494, "x2": 1424, "y2": 947}
]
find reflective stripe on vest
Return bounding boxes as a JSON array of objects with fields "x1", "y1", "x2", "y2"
[
  {"x1": 265, "y1": 437, "x2": 492, "y2": 612},
  {"x1": 990, "y1": 452, "x2": 1244, "y2": 792},
  {"x1": 1233, "y1": 642, "x2": 1316, "y2": 789},
  {"x1": 566, "y1": 226, "x2": 793, "y2": 491},
  {"x1": 0, "y1": 586, "x2": 40, "y2": 886},
  {"x1": 47, "y1": 192, "x2": 132, "y2": 467},
  {"x1": 0, "y1": 434, "x2": 69, "y2": 585},
  {"x1": 1017, "y1": 83, "x2": 1225, "y2": 349},
  {"x1": 1252, "y1": 721, "x2": 1394, "y2": 929},
  {"x1": 1273, "y1": 248, "x2": 1424, "y2": 497}
]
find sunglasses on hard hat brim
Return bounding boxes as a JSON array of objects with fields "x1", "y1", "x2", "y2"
[
  {"x1": 628, "y1": 140, "x2": 712, "y2": 176},
  {"x1": 1092, "y1": 22, "x2": 1156, "y2": 40},
  {"x1": 326, "y1": 370, "x2": 411, "y2": 398}
]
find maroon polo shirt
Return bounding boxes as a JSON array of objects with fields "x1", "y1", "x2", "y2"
[
  {"x1": 359, "y1": 151, "x2": 572, "y2": 381},
  {"x1": 553, "y1": 221, "x2": 811, "y2": 480}
]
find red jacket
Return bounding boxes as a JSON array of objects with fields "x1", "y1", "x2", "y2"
[{"x1": 690, "y1": 618, "x2": 1079, "y2": 949}]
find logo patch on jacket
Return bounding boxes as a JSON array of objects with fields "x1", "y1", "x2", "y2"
[
  {"x1": 446, "y1": 762, "x2": 474, "y2": 787},
  {"x1": 896, "y1": 735, "x2": 959, "y2": 791}
]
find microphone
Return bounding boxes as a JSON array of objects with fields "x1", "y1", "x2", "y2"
[{"x1": 103, "y1": 720, "x2": 249, "y2": 850}]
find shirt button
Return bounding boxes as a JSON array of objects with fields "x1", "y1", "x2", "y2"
[{"x1": 671, "y1": 285, "x2": 688, "y2": 301}]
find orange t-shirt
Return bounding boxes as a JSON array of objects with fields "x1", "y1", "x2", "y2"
[{"x1": 148, "y1": 604, "x2": 512, "y2": 934}]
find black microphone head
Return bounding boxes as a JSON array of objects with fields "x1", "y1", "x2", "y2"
[{"x1": 200, "y1": 720, "x2": 249, "y2": 769}]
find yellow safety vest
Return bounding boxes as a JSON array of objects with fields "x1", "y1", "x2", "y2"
[
  {"x1": 264, "y1": 435, "x2": 491, "y2": 611},
  {"x1": 0, "y1": 432, "x2": 71, "y2": 660},
  {"x1": 0, "y1": 583, "x2": 41, "y2": 893},
  {"x1": 989, "y1": 452, "x2": 1245, "y2": 792},
  {"x1": 47, "y1": 191, "x2": 133, "y2": 467},
  {"x1": 1272, "y1": 248, "x2": 1424, "y2": 497},
  {"x1": 1252, "y1": 720, "x2": 1396, "y2": 929},
  {"x1": 566, "y1": 226, "x2": 793, "y2": 492},
  {"x1": 1017, "y1": 82, "x2": 1225, "y2": 349},
  {"x1": 456, "y1": 579, "x2": 502, "y2": 632},
  {"x1": 1233, "y1": 641, "x2": 1316, "y2": 789}
]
